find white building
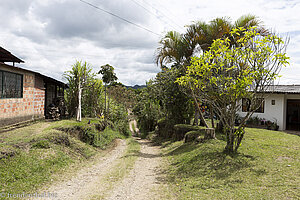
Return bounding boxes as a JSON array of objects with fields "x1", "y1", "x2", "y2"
[{"x1": 237, "y1": 85, "x2": 300, "y2": 131}]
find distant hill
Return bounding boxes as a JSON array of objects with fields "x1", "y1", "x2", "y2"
[{"x1": 126, "y1": 85, "x2": 146, "y2": 90}]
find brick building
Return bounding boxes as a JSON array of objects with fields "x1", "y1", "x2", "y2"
[{"x1": 0, "y1": 47, "x2": 65, "y2": 127}]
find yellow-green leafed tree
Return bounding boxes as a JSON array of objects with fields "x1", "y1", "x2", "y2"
[{"x1": 177, "y1": 27, "x2": 289, "y2": 153}]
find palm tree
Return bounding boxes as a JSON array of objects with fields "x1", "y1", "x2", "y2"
[
  {"x1": 155, "y1": 14, "x2": 266, "y2": 128},
  {"x1": 234, "y1": 14, "x2": 266, "y2": 33},
  {"x1": 157, "y1": 15, "x2": 265, "y2": 68},
  {"x1": 64, "y1": 61, "x2": 92, "y2": 121},
  {"x1": 155, "y1": 31, "x2": 186, "y2": 67}
]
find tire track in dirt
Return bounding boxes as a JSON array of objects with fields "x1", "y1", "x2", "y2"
[
  {"x1": 44, "y1": 139, "x2": 127, "y2": 200},
  {"x1": 105, "y1": 138, "x2": 169, "y2": 200}
]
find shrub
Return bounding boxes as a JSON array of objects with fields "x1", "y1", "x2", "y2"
[
  {"x1": 114, "y1": 120, "x2": 130, "y2": 137},
  {"x1": 92, "y1": 128, "x2": 123, "y2": 149},
  {"x1": 48, "y1": 131, "x2": 71, "y2": 146},
  {"x1": 156, "y1": 118, "x2": 174, "y2": 139},
  {"x1": 32, "y1": 140, "x2": 50, "y2": 149},
  {"x1": 173, "y1": 124, "x2": 202, "y2": 140},
  {"x1": 184, "y1": 130, "x2": 204, "y2": 143}
]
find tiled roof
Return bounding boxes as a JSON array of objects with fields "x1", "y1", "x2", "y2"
[{"x1": 264, "y1": 85, "x2": 300, "y2": 94}]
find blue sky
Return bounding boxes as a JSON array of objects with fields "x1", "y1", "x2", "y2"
[{"x1": 0, "y1": 0, "x2": 299, "y2": 85}]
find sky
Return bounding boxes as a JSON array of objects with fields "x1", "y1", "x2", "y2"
[{"x1": 0, "y1": 0, "x2": 300, "y2": 86}]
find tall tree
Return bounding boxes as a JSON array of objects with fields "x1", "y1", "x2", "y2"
[
  {"x1": 156, "y1": 15, "x2": 263, "y2": 69},
  {"x1": 156, "y1": 15, "x2": 265, "y2": 127},
  {"x1": 85, "y1": 78, "x2": 104, "y2": 117},
  {"x1": 108, "y1": 85, "x2": 136, "y2": 109},
  {"x1": 64, "y1": 61, "x2": 93, "y2": 121},
  {"x1": 155, "y1": 31, "x2": 186, "y2": 67},
  {"x1": 98, "y1": 64, "x2": 118, "y2": 118},
  {"x1": 177, "y1": 27, "x2": 289, "y2": 153}
]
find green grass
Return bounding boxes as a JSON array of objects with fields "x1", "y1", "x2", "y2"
[
  {"x1": 162, "y1": 128, "x2": 300, "y2": 200},
  {"x1": 0, "y1": 122, "x2": 50, "y2": 147},
  {"x1": 0, "y1": 119, "x2": 125, "y2": 198},
  {"x1": 0, "y1": 148, "x2": 72, "y2": 195}
]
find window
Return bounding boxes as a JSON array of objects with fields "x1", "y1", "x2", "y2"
[
  {"x1": 57, "y1": 85, "x2": 64, "y2": 97},
  {"x1": 242, "y1": 98, "x2": 264, "y2": 113},
  {"x1": 255, "y1": 98, "x2": 264, "y2": 113},
  {"x1": 0, "y1": 70, "x2": 23, "y2": 98},
  {"x1": 242, "y1": 98, "x2": 251, "y2": 112}
]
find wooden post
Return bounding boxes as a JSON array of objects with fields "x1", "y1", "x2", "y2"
[{"x1": 104, "y1": 84, "x2": 107, "y2": 119}]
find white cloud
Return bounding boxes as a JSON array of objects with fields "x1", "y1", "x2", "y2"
[{"x1": 0, "y1": 0, "x2": 299, "y2": 85}]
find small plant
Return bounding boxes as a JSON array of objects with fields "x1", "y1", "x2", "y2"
[
  {"x1": 261, "y1": 118, "x2": 266, "y2": 125},
  {"x1": 253, "y1": 116, "x2": 260, "y2": 126},
  {"x1": 266, "y1": 119, "x2": 279, "y2": 131},
  {"x1": 32, "y1": 140, "x2": 50, "y2": 149},
  {"x1": 246, "y1": 116, "x2": 265, "y2": 126}
]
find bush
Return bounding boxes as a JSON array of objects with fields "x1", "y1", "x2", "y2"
[
  {"x1": 156, "y1": 118, "x2": 175, "y2": 139},
  {"x1": 173, "y1": 124, "x2": 202, "y2": 141},
  {"x1": 184, "y1": 130, "x2": 204, "y2": 143},
  {"x1": 106, "y1": 100, "x2": 130, "y2": 137},
  {"x1": 114, "y1": 120, "x2": 130, "y2": 137},
  {"x1": 48, "y1": 131, "x2": 71, "y2": 146},
  {"x1": 92, "y1": 128, "x2": 123, "y2": 149},
  {"x1": 31, "y1": 140, "x2": 50, "y2": 149}
]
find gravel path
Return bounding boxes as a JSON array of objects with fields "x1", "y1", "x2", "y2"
[
  {"x1": 42, "y1": 118, "x2": 169, "y2": 200},
  {"x1": 45, "y1": 139, "x2": 127, "y2": 200},
  {"x1": 105, "y1": 138, "x2": 166, "y2": 200}
]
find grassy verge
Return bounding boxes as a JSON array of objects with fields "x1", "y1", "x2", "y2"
[
  {"x1": 0, "y1": 119, "x2": 126, "y2": 199},
  {"x1": 162, "y1": 128, "x2": 300, "y2": 200},
  {"x1": 89, "y1": 138, "x2": 140, "y2": 200}
]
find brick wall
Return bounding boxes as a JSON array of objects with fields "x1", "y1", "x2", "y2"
[{"x1": 0, "y1": 64, "x2": 45, "y2": 126}]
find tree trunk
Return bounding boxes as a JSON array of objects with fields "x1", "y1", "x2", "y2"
[
  {"x1": 234, "y1": 128, "x2": 245, "y2": 152},
  {"x1": 193, "y1": 106, "x2": 199, "y2": 125},
  {"x1": 209, "y1": 104, "x2": 215, "y2": 128},
  {"x1": 188, "y1": 82, "x2": 209, "y2": 128},
  {"x1": 76, "y1": 81, "x2": 82, "y2": 122},
  {"x1": 104, "y1": 84, "x2": 107, "y2": 119},
  {"x1": 108, "y1": 94, "x2": 110, "y2": 118},
  {"x1": 224, "y1": 129, "x2": 234, "y2": 153},
  {"x1": 216, "y1": 121, "x2": 224, "y2": 133}
]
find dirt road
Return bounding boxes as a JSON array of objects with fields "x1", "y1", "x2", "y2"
[
  {"x1": 44, "y1": 119, "x2": 171, "y2": 200},
  {"x1": 45, "y1": 139, "x2": 127, "y2": 200},
  {"x1": 105, "y1": 138, "x2": 166, "y2": 200}
]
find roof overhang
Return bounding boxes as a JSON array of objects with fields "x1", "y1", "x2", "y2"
[
  {"x1": 259, "y1": 85, "x2": 300, "y2": 94},
  {"x1": 0, "y1": 62, "x2": 66, "y2": 87},
  {"x1": 0, "y1": 47, "x2": 24, "y2": 63}
]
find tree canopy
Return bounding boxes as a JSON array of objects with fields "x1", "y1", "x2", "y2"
[
  {"x1": 156, "y1": 14, "x2": 266, "y2": 69},
  {"x1": 64, "y1": 61, "x2": 95, "y2": 118},
  {"x1": 99, "y1": 64, "x2": 118, "y2": 85},
  {"x1": 177, "y1": 27, "x2": 289, "y2": 153}
]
